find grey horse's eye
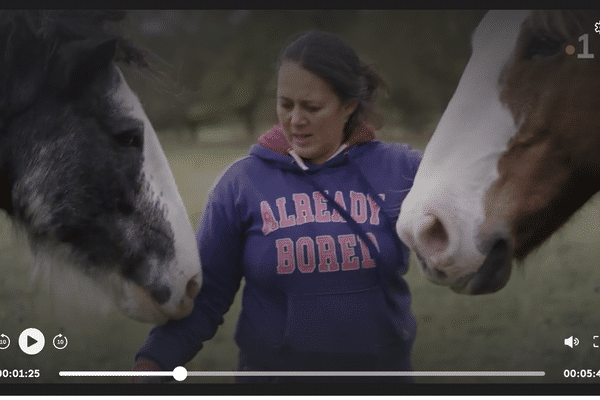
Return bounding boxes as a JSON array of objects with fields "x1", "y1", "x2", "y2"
[
  {"x1": 525, "y1": 32, "x2": 563, "y2": 59},
  {"x1": 114, "y1": 128, "x2": 143, "y2": 148}
]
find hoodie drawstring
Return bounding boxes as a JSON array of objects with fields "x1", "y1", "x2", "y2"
[
  {"x1": 294, "y1": 151, "x2": 404, "y2": 312},
  {"x1": 288, "y1": 143, "x2": 349, "y2": 171}
]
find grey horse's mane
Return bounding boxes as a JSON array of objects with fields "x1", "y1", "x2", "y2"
[{"x1": 0, "y1": 11, "x2": 150, "y2": 126}]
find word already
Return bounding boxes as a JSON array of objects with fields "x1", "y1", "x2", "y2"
[
  {"x1": 275, "y1": 233, "x2": 380, "y2": 274},
  {"x1": 260, "y1": 190, "x2": 385, "y2": 235}
]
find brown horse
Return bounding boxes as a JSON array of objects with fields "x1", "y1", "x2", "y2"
[
  {"x1": 0, "y1": 11, "x2": 201, "y2": 323},
  {"x1": 396, "y1": 10, "x2": 600, "y2": 294}
]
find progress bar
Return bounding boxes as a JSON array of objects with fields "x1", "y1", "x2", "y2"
[{"x1": 60, "y1": 367, "x2": 545, "y2": 381}]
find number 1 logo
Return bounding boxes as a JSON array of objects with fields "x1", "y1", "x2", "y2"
[{"x1": 578, "y1": 33, "x2": 595, "y2": 59}]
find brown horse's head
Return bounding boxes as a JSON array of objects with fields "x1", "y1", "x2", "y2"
[
  {"x1": 397, "y1": 10, "x2": 600, "y2": 294},
  {"x1": 484, "y1": 11, "x2": 600, "y2": 260}
]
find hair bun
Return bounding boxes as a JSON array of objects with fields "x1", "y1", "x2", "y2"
[{"x1": 278, "y1": 30, "x2": 386, "y2": 137}]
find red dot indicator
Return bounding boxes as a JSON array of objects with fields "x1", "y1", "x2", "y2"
[{"x1": 565, "y1": 44, "x2": 576, "y2": 55}]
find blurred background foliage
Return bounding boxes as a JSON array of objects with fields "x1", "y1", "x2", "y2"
[{"x1": 119, "y1": 10, "x2": 487, "y2": 146}]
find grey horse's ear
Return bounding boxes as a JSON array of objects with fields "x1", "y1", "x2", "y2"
[
  {"x1": 0, "y1": 162, "x2": 11, "y2": 214},
  {"x1": 51, "y1": 38, "x2": 117, "y2": 97}
]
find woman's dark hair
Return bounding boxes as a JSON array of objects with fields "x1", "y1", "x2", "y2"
[{"x1": 277, "y1": 30, "x2": 386, "y2": 140}]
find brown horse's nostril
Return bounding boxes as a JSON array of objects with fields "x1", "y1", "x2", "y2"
[
  {"x1": 476, "y1": 222, "x2": 510, "y2": 255},
  {"x1": 418, "y1": 214, "x2": 449, "y2": 254},
  {"x1": 186, "y1": 275, "x2": 200, "y2": 298},
  {"x1": 431, "y1": 267, "x2": 448, "y2": 280},
  {"x1": 469, "y1": 238, "x2": 512, "y2": 295}
]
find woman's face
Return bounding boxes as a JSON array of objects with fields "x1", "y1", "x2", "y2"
[{"x1": 277, "y1": 61, "x2": 357, "y2": 165}]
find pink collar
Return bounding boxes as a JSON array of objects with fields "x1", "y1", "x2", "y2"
[{"x1": 257, "y1": 124, "x2": 376, "y2": 155}]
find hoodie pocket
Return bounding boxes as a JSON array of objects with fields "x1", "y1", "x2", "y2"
[{"x1": 282, "y1": 285, "x2": 400, "y2": 355}]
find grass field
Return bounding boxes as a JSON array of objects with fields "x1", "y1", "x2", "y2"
[{"x1": 1, "y1": 132, "x2": 600, "y2": 385}]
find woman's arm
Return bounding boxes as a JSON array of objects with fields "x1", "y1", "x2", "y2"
[{"x1": 134, "y1": 170, "x2": 245, "y2": 372}]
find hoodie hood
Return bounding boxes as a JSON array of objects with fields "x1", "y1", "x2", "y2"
[{"x1": 252, "y1": 124, "x2": 376, "y2": 171}]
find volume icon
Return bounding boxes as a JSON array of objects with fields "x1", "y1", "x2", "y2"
[{"x1": 564, "y1": 336, "x2": 580, "y2": 348}]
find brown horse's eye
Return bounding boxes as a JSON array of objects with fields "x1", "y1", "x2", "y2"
[{"x1": 525, "y1": 32, "x2": 563, "y2": 59}]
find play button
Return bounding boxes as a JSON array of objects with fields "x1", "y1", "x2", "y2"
[{"x1": 19, "y1": 328, "x2": 45, "y2": 355}]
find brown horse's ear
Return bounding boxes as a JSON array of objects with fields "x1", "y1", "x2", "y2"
[{"x1": 51, "y1": 38, "x2": 117, "y2": 97}]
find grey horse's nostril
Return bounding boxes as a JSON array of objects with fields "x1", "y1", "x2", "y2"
[
  {"x1": 149, "y1": 285, "x2": 171, "y2": 305},
  {"x1": 186, "y1": 275, "x2": 200, "y2": 298}
]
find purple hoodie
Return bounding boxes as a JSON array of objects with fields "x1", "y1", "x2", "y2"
[{"x1": 136, "y1": 124, "x2": 422, "y2": 373}]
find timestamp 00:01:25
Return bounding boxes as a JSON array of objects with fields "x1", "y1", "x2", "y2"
[
  {"x1": 564, "y1": 369, "x2": 600, "y2": 378},
  {"x1": 0, "y1": 369, "x2": 40, "y2": 378}
]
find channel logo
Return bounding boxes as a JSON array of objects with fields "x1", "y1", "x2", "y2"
[{"x1": 564, "y1": 336, "x2": 580, "y2": 348}]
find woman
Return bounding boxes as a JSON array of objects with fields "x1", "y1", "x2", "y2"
[{"x1": 133, "y1": 30, "x2": 422, "y2": 383}]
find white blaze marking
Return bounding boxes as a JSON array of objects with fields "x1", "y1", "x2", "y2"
[
  {"x1": 112, "y1": 69, "x2": 201, "y2": 318},
  {"x1": 396, "y1": 11, "x2": 530, "y2": 283}
]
